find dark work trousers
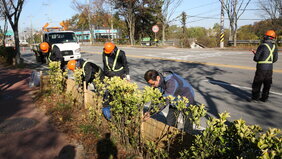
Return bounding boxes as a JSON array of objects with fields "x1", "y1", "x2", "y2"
[
  {"x1": 252, "y1": 69, "x2": 273, "y2": 100},
  {"x1": 166, "y1": 106, "x2": 178, "y2": 127},
  {"x1": 167, "y1": 106, "x2": 193, "y2": 133}
]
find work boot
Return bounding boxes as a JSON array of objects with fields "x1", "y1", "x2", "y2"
[
  {"x1": 247, "y1": 98, "x2": 259, "y2": 102},
  {"x1": 259, "y1": 98, "x2": 268, "y2": 102}
]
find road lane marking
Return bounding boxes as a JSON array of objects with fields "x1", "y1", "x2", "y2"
[
  {"x1": 203, "y1": 79, "x2": 282, "y2": 96},
  {"x1": 82, "y1": 51, "x2": 282, "y2": 73}
]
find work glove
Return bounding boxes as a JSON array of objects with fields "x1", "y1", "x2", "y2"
[{"x1": 126, "y1": 75, "x2": 130, "y2": 81}]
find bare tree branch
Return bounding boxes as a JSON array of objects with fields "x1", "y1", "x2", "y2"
[
  {"x1": 1, "y1": 0, "x2": 25, "y2": 65},
  {"x1": 258, "y1": 0, "x2": 282, "y2": 20},
  {"x1": 161, "y1": 0, "x2": 183, "y2": 44},
  {"x1": 219, "y1": 0, "x2": 251, "y2": 46}
]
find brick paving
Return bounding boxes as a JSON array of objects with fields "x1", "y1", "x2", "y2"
[{"x1": 0, "y1": 64, "x2": 79, "y2": 159}]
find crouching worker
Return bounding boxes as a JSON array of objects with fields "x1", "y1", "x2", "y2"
[
  {"x1": 143, "y1": 70, "x2": 195, "y2": 132},
  {"x1": 67, "y1": 59, "x2": 104, "y2": 89},
  {"x1": 40, "y1": 42, "x2": 66, "y2": 70}
]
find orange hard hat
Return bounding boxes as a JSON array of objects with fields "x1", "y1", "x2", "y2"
[
  {"x1": 67, "y1": 60, "x2": 77, "y2": 71},
  {"x1": 40, "y1": 42, "x2": 50, "y2": 53},
  {"x1": 104, "y1": 42, "x2": 115, "y2": 54},
  {"x1": 265, "y1": 30, "x2": 276, "y2": 38}
]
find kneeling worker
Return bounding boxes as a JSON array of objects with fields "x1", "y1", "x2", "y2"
[
  {"x1": 67, "y1": 59, "x2": 104, "y2": 88},
  {"x1": 102, "y1": 42, "x2": 130, "y2": 80}
]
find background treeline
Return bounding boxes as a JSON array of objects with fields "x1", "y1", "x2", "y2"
[{"x1": 63, "y1": 4, "x2": 281, "y2": 47}]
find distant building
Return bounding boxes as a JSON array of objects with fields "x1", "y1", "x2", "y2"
[
  {"x1": 5, "y1": 30, "x2": 14, "y2": 37},
  {"x1": 4, "y1": 30, "x2": 14, "y2": 46},
  {"x1": 75, "y1": 29, "x2": 119, "y2": 41}
]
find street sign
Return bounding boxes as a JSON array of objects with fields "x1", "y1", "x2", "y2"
[{"x1": 152, "y1": 25, "x2": 159, "y2": 33}]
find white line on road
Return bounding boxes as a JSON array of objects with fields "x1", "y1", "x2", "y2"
[{"x1": 203, "y1": 79, "x2": 282, "y2": 96}]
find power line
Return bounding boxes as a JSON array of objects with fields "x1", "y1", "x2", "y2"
[
  {"x1": 187, "y1": 7, "x2": 220, "y2": 17},
  {"x1": 187, "y1": 17, "x2": 265, "y2": 25},
  {"x1": 174, "y1": 1, "x2": 219, "y2": 15},
  {"x1": 187, "y1": 15, "x2": 265, "y2": 21},
  {"x1": 185, "y1": 0, "x2": 219, "y2": 11}
]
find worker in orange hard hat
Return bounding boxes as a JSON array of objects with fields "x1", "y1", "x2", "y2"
[
  {"x1": 102, "y1": 42, "x2": 130, "y2": 80},
  {"x1": 249, "y1": 30, "x2": 278, "y2": 102},
  {"x1": 38, "y1": 42, "x2": 50, "y2": 63},
  {"x1": 47, "y1": 43, "x2": 66, "y2": 70},
  {"x1": 40, "y1": 42, "x2": 50, "y2": 53},
  {"x1": 67, "y1": 58, "x2": 104, "y2": 87}
]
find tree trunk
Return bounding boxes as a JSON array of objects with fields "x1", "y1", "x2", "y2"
[
  {"x1": 162, "y1": 23, "x2": 166, "y2": 45},
  {"x1": 127, "y1": 13, "x2": 135, "y2": 46},
  {"x1": 13, "y1": 26, "x2": 21, "y2": 65},
  {"x1": 130, "y1": 24, "x2": 135, "y2": 45},
  {"x1": 234, "y1": 21, "x2": 238, "y2": 47},
  {"x1": 2, "y1": 18, "x2": 8, "y2": 46},
  {"x1": 230, "y1": 21, "x2": 236, "y2": 47}
]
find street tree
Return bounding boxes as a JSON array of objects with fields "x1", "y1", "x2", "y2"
[
  {"x1": 258, "y1": 0, "x2": 282, "y2": 20},
  {"x1": 237, "y1": 24, "x2": 258, "y2": 40},
  {"x1": 0, "y1": 0, "x2": 25, "y2": 65},
  {"x1": 72, "y1": 0, "x2": 107, "y2": 44},
  {"x1": 179, "y1": 11, "x2": 190, "y2": 48},
  {"x1": 258, "y1": 0, "x2": 282, "y2": 34},
  {"x1": 0, "y1": 3, "x2": 8, "y2": 46},
  {"x1": 109, "y1": 0, "x2": 141, "y2": 45},
  {"x1": 180, "y1": 11, "x2": 187, "y2": 34},
  {"x1": 134, "y1": 1, "x2": 162, "y2": 42},
  {"x1": 219, "y1": 0, "x2": 251, "y2": 46},
  {"x1": 160, "y1": 0, "x2": 183, "y2": 45}
]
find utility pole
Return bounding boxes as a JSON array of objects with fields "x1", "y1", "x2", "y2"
[
  {"x1": 87, "y1": 0, "x2": 94, "y2": 44},
  {"x1": 28, "y1": 15, "x2": 34, "y2": 44},
  {"x1": 279, "y1": 6, "x2": 282, "y2": 19},
  {"x1": 220, "y1": 0, "x2": 224, "y2": 48},
  {"x1": 110, "y1": 5, "x2": 114, "y2": 42}
]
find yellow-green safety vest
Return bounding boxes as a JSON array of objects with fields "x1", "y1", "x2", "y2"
[
  {"x1": 105, "y1": 49, "x2": 124, "y2": 72},
  {"x1": 82, "y1": 61, "x2": 88, "y2": 76},
  {"x1": 258, "y1": 43, "x2": 275, "y2": 64},
  {"x1": 82, "y1": 61, "x2": 101, "y2": 77}
]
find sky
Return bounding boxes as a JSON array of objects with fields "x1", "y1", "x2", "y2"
[
  {"x1": 6, "y1": 0, "x2": 265, "y2": 32},
  {"x1": 173, "y1": 0, "x2": 264, "y2": 28}
]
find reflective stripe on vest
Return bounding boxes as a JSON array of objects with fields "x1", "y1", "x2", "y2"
[
  {"x1": 82, "y1": 61, "x2": 88, "y2": 76},
  {"x1": 258, "y1": 43, "x2": 275, "y2": 64},
  {"x1": 105, "y1": 49, "x2": 124, "y2": 72},
  {"x1": 82, "y1": 61, "x2": 101, "y2": 77}
]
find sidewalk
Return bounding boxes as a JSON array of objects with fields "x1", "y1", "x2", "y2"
[{"x1": 0, "y1": 64, "x2": 79, "y2": 159}]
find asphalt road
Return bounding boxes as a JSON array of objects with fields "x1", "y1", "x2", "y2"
[{"x1": 21, "y1": 46, "x2": 282, "y2": 130}]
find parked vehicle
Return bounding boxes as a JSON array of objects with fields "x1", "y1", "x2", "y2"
[{"x1": 31, "y1": 23, "x2": 81, "y2": 64}]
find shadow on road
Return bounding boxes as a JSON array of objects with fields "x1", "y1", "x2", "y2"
[
  {"x1": 0, "y1": 65, "x2": 72, "y2": 158},
  {"x1": 129, "y1": 58, "x2": 225, "y2": 119}
]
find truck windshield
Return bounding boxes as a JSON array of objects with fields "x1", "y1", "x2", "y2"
[{"x1": 48, "y1": 33, "x2": 77, "y2": 43}]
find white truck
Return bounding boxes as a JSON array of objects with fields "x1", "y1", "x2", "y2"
[{"x1": 32, "y1": 23, "x2": 81, "y2": 63}]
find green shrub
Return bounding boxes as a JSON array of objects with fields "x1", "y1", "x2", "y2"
[
  {"x1": 48, "y1": 61, "x2": 66, "y2": 93},
  {"x1": 47, "y1": 73, "x2": 281, "y2": 159},
  {"x1": 94, "y1": 76, "x2": 206, "y2": 156},
  {"x1": 182, "y1": 113, "x2": 282, "y2": 159},
  {"x1": 0, "y1": 46, "x2": 17, "y2": 64}
]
